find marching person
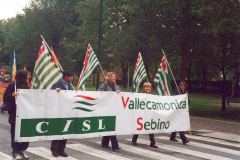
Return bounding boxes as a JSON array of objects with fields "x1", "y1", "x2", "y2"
[
  {"x1": 170, "y1": 81, "x2": 190, "y2": 145},
  {"x1": 3, "y1": 70, "x2": 30, "y2": 160},
  {"x1": 132, "y1": 82, "x2": 158, "y2": 148},
  {"x1": 0, "y1": 69, "x2": 9, "y2": 82},
  {"x1": 97, "y1": 72, "x2": 122, "y2": 151},
  {"x1": 50, "y1": 70, "x2": 74, "y2": 157}
]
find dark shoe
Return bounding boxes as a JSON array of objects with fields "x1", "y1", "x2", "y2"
[
  {"x1": 58, "y1": 151, "x2": 68, "y2": 157},
  {"x1": 132, "y1": 141, "x2": 137, "y2": 145},
  {"x1": 112, "y1": 147, "x2": 121, "y2": 151},
  {"x1": 150, "y1": 144, "x2": 158, "y2": 148},
  {"x1": 183, "y1": 139, "x2": 190, "y2": 145},
  {"x1": 12, "y1": 152, "x2": 22, "y2": 160},
  {"x1": 51, "y1": 150, "x2": 58, "y2": 157},
  {"x1": 102, "y1": 145, "x2": 110, "y2": 148},
  {"x1": 170, "y1": 138, "x2": 178, "y2": 141}
]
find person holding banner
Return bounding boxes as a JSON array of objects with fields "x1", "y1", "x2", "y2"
[
  {"x1": 50, "y1": 70, "x2": 74, "y2": 157},
  {"x1": 132, "y1": 82, "x2": 158, "y2": 148},
  {"x1": 3, "y1": 70, "x2": 30, "y2": 160},
  {"x1": 98, "y1": 72, "x2": 122, "y2": 151},
  {"x1": 170, "y1": 81, "x2": 190, "y2": 145}
]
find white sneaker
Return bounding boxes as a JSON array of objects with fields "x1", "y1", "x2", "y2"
[
  {"x1": 20, "y1": 150, "x2": 29, "y2": 159},
  {"x1": 12, "y1": 152, "x2": 22, "y2": 160}
]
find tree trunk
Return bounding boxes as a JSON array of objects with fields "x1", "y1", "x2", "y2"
[
  {"x1": 231, "y1": 67, "x2": 237, "y2": 97},
  {"x1": 221, "y1": 41, "x2": 227, "y2": 111},
  {"x1": 202, "y1": 64, "x2": 207, "y2": 94},
  {"x1": 179, "y1": 0, "x2": 192, "y2": 81},
  {"x1": 121, "y1": 62, "x2": 128, "y2": 88},
  {"x1": 187, "y1": 59, "x2": 192, "y2": 82},
  {"x1": 93, "y1": 69, "x2": 96, "y2": 86}
]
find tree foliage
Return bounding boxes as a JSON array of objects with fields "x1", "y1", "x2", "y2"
[{"x1": 0, "y1": 0, "x2": 239, "y2": 106}]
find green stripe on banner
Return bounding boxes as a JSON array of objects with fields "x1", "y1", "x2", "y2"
[
  {"x1": 20, "y1": 116, "x2": 116, "y2": 137},
  {"x1": 35, "y1": 53, "x2": 51, "y2": 71},
  {"x1": 37, "y1": 59, "x2": 53, "y2": 77},
  {"x1": 40, "y1": 65, "x2": 58, "y2": 82},
  {"x1": 42, "y1": 70, "x2": 62, "y2": 89}
]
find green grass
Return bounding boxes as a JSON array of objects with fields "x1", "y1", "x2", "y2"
[
  {"x1": 73, "y1": 80, "x2": 240, "y2": 123},
  {"x1": 189, "y1": 93, "x2": 222, "y2": 101},
  {"x1": 190, "y1": 99, "x2": 240, "y2": 123}
]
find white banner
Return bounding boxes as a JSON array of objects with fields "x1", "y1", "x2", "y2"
[{"x1": 15, "y1": 89, "x2": 190, "y2": 142}]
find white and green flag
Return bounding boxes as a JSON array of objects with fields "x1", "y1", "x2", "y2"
[
  {"x1": 31, "y1": 41, "x2": 62, "y2": 89},
  {"x1": 131, "y1": 52, "x2": 147, "y2": 93},
  {"x1": 153, "y1": 55, "x2": 174, "y2": 96},
  {"x1": 77, "y1": 44, "x2": 100, "y2": 91}
]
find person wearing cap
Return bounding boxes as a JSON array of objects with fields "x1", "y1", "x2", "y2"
[
  {"x1": 0, "y1": 69, "x2": 9, "y2": 82},
  {"x1": 50, "y1": 70, "x2": 74, "y2": 157}
]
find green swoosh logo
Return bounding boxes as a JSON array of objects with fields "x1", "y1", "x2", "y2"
[
  {"x1": 73, "y1": 101, "x2": 95, "y2": 106},
  {"x1": 72, "y1": 107, "x2": 94, "y2": 112}
]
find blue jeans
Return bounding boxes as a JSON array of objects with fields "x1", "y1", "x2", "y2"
[{"x1": 9, "y1": 114, "x2": 29, "y2": 153}]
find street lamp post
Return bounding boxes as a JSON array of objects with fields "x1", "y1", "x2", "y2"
[{"x1": 96, "y1": 0, "x2": 103, "y2": 90}]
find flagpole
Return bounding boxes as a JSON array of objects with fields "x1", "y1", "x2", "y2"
[
  {"x1": 127, "y1": 62, "x2": 130, "y2": 91},
  {"x1": 40, "y1": 35, "x2": 75, "y2": 91},
  {"x1": 13, "y1": 51, "x2": 17, "y2": 105},
  {"x1": 40, "y1": 35, "x2": 63, "y2": 71},
  {"x1": 161, "y1": 49, "x2": 180, "y2": 94},
  {"x1": 99, "y1": 65, "x2": 105, "y2": 78}
]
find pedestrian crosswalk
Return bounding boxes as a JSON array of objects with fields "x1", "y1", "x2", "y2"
[{"x1": 0, "y1": 134, "x2": 240, "y2": 160}]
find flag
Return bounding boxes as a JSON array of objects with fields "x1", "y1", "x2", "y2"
[
  {"x1": 131, "y1": 52, "x2": 147, "y2": 93},
  {"x1": 76, "y1": 44, "x2": 100, "y2": 91},
  {"x1": 153, "y1": 55, "x2": 174, "y2": 96},
  {"x1": 23, "y1": 65, "x2": 27, "y2": 70},
  {"x1": 31, "y1": 41, "x2": 62, "y2": 89},
  {"x1": 23, "y1": 65, "x2": 31, "y2": 87},
  {"x1": 51, "y1": 47, "x2": 59, "y2": 67},
  {"x1": 12, "y1": 51, "x2": 17, "y2": 81}
]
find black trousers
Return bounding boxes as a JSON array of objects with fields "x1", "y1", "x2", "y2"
[
  {"x1": 9, "y1": 114, "x2": 29, "y2": 153},
  {"x1": 102, "y1": 136, "x2": 119, "y2": 148},
  {"x1": 170, "y1": 132, "x2": 187, "y2": 142},
  {"x1": 51, "y1": 140, "x2": 67, "y2": 153},
  {"x1": 132, "y1": 134, "x2": 156, "y2": 145}
]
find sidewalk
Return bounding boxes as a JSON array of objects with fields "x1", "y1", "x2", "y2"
[{"x1": 189, "y1": 116, "x2": 240, "y2": 143}]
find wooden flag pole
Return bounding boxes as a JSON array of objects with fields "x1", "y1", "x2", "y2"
[{"x1": 161, "y1": 49, "x2": 180, "y2": 94}]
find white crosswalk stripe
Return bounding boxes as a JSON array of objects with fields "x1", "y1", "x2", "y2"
[
  {"x1": 186, "y1": 134, "x2": 240, "y2": 148},
  {"x1": 1, "y1": 135, "x2": 240, "y2": 160},
  {"x1": 67, "y1": 144, "x2": 131, "y2": 160},
  {"x1": 95, "y1": 141, "x2": 184, "y2": 160},
  {"x1": 157, "y1": 136, "x2": 240, "y2": 157},
  {"x1": 27, "y1": 147, "x2": 78, "y2": 160},
  {"x1": 126, "y1": 139, "x2": 233, "y2": 160},
  {"x1": 0, "y1": 152, "x2": 12, "y2": 160}
]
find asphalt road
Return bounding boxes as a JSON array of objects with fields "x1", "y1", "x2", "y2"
[{"x1": 0, "y1": 113, "x2": 240, "y2": 160}]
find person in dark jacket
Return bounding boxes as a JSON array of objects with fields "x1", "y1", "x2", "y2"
[
  {"x1": 97, "y1": 72, "x2": 122, "y2": 151},
  {"x1": 3, "y1": 70, "x2": 30, "y2": 160},
  {"x1": 50, "y1": 70, "x2": 74, "y2": 157},
  {"x1": 170, "y1": 81, "x2": 190, "y2": 145},
  {"x1": 132, "y1": 82, "x2": 158, "y2": 148}
]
